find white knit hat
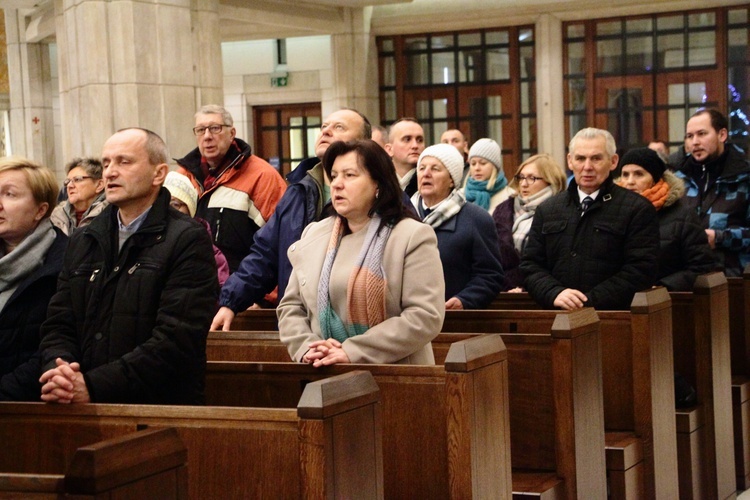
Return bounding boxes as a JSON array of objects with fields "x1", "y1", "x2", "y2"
[
  {"x1": 468, "y1": 138, "x2": 503, "y2": 172},
  {"x1": 418, "y1": 144, "x2": 464, "y2": 189},
  {"x1": 164, "y1": 171, "x2": 198, "y2": 217}
]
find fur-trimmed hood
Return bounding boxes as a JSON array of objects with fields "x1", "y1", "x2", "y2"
[{"x1": 662, "y1": 170, "x2": 685, "y2": 209}]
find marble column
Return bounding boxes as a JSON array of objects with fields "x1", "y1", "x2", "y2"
[
  {"x1": 327, "y1": 6, "x2": 380, "y2": 124},
  {"x1": 54, "y1": 0, "x2": 223, "y2": 162},
  {"x1": 535, "y1": 13, "x2": 566, "y2": 167},
  {"x1": 4, "y1": 8, "x2": 56, "y2": 167}
]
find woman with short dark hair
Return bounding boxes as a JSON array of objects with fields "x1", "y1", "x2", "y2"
[
  {"x1": 278, "y1": 139, "x2": 444, "y2": 366},
  {"x1": 50, "y1": 157, "x2": 107, "y2": 234}
]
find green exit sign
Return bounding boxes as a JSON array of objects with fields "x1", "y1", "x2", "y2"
[{"x1": 271, "y1": 76, "x2": 288, "y2": 87}]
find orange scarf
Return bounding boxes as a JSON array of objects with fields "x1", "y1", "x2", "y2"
[{"x1": 640, "y1": 179, "x2": 669, "y2": 211}]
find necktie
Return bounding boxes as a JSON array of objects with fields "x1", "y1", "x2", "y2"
[{"x1": 580, "y1": 196, "x2": 593, "y2": 216}]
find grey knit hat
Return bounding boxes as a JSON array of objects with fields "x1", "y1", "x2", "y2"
[
  {"x1": 468, "y1": 138, "x2": 503, "y2": 172},
  {"x1": 418, "y1": 144, "x2": 465, "y2": 188}
]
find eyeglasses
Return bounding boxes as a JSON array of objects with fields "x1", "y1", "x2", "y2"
[
  {"x1": 514, "y1": 175, "x2": 543, "y2": 184},
  {"x1": 64, "y1": 176, "x2": 93, "y2": 186},
  {"x1": 193, "y1": 124, "x2": 230, "y2": 136}
]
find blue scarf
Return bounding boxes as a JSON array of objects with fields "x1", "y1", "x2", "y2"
[{"x1": 464, "y1": 176, "x2": 507, "y2": 211}]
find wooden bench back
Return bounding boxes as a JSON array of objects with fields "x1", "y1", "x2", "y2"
[
  {"x1": 207, "y1": 335, "x2": 512, "y2": 499},
  {"x1": 0, "y1": 371, "x2": 382, "y2": 500},
  {"x1": 0, "y1": 427, "x2": 187, "y2": 498}
]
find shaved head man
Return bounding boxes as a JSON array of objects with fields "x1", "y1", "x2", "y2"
[{"x1": 386, "y1": 118, "x2": 425, "y2": 196}]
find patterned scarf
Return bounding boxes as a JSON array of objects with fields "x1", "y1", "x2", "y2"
[
  {"x1": 464, "y1": 176, "x2": 507, "y2": 211},
  {"x1": 511, "y1": 186, "x2": 555, "y2": 254},
  {"x1": 0, "y1": 219, "x2": 56, "y2": 313},
  {"x1": 410, "y1": 189, "x2": 466, "y2": 228},
  {"x1": 318, "y1": 216, "x2": 392, "y2": 343}
]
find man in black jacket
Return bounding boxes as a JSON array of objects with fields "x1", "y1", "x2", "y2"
[
  {"x1": 39, "y1": 128, "x2": 218, "y2": 404},
  {"x1": 521, "y1": 128, "x2": 659, "y2": 310}
]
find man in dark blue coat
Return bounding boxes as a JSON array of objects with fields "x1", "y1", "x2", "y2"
[
  {"x1": 521, "y1": 128, "x2": 659, "y2": 310},
  {"x1": 211, "y1": 109, "x2": 371, "y2": 330}
]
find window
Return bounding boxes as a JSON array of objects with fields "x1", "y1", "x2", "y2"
[
  {"x1": 564, "y1": 5, "x2": 750, "y2": 156},
  {"x1": 253, "y1": 103, "x2": 321, "y2": 178},
  {"x1": 379, "y1": 26, "x2": 536, "y2": 180}
]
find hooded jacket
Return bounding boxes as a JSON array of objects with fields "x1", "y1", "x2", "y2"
[
  {"x1": 650, "y1": 171, "x2": 717, "y2": 290},
  {"x1": 220, "y1": 160, "x2": 327, "y2": 311},
  {"x1": 176, "y1": 138, "x2": 286, "y2": 272},
  {"x1": 674, "y1": 145, "x2": 750, "y2": 277}
]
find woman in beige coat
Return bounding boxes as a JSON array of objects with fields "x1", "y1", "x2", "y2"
[{"x1": 278, "y1": 139, "x2": 445, "y2": 365}]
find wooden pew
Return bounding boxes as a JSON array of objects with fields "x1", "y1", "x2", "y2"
[
  {"x1": 232, "y1": 308, "x2": 278, "y2": 331},
  {"x1": 207, "y1": 329, "x2": 289, "y2": 361},
  {"x1": 442, "y1": 288, "x2": 679, "y2": 500},
  {"x1": 207, "y1": 311, "x2": 605, "y2": 499},
  {"x1": 0, "y1": 371, "x2": 383, "y2": 500},
  {"x1": 488, "y1": 275, "x2": 735, "y2": 500},
  {"x1": 206, "y1": 335, "x2": 513, "y2": 499},
  {"x1": 0, "y1": 427, "x2": 187, "y2": 498},
  {"x1": 728, "y1": 269, "x2": 750, "y2": 489}
]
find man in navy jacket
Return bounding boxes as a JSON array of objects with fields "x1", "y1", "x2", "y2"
[{"x1": 211, "y1": 109, "x2": 371, "y2": 330}]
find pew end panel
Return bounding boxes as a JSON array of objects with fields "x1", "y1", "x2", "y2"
[
  {"x1": 445, "y1": 335, "x2": 513, "y2": 499},
  {"x1": 550, "y1": 309, "x2": 608, "y2": 500},
  {"x1": 297, "y1": 370, "x2": 384, "y2": 500}
]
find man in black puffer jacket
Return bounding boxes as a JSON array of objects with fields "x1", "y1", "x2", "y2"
[
  {"x1": 39, "y1": 128, "x2": 218, "y2": 404},
  {"x1": 521, "y1": 128, "x2": 659, "y2": 310}
]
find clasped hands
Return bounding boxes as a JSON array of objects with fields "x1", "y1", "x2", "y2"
[
  {"x1": 39, "y1": 357, "x2": 91, "y2": 404},
  {"x1": 302, "y1": 339, "x2": 350, "y2": 367}
]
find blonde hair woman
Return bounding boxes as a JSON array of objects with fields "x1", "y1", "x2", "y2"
[
  {"x1": 492, "y1": 154, "x2": 567, "y2": 290},
  {"x1": 0, "y1": 157, "x2": 67, "y2": 400}
]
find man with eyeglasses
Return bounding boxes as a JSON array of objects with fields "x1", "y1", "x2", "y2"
[
  {"x1": 520, "y1": 127, "x2": 658, "y2": 310},
  {"x1": 176, "y1": 104, "x2": 286, "y2": 272}
]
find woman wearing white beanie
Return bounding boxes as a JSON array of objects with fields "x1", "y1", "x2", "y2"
[
  {"x1": 410, "y1": 144, "x2": 504, "y2": 309},
  {"x1": 164, "y1": 171, "x2": 230, "y2": 286},
  {"x1": 463, "y1": 138, "x2": 513, "y2": 213}
]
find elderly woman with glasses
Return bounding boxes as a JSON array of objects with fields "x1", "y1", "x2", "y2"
[
  {"x1": 492, "y1": 154, "x2": 567, "y2": 291},
  {"x1": 50, "y1": 157, "x2": 107, "y2": 235}
]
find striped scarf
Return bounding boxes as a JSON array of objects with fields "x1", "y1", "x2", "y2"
[{"x1": 318, "y1": 216, "x2": 391, "y2": 343}]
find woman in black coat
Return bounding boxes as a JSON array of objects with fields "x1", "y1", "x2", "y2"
[
  {"x1": 617, "y1": 147, "x2": 716, "y2": 290},
  {"x1": 0, "y1": 157, "x2": 66, "y2": 400}
]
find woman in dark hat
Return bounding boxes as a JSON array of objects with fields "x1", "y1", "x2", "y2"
[{"x1": 617, "y1": 147, "x2": 716, "y2": 290}]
